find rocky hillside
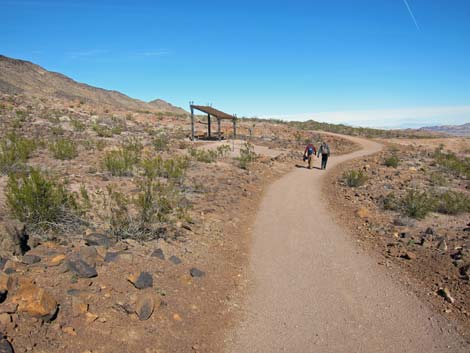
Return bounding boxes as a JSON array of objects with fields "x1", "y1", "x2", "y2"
[
  {"x1": 421, "y1": 123, "x2": 470, "y2": 137},
  {"x1": 0, "y1": 55, "x2": 187, "y2": 115}
]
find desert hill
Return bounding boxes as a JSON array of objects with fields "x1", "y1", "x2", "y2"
[
  {"x1": 0, "y1": 54, "x2": 187, "y2": 115},
  {"x1": 421, "y1": 122, "x2": 470, "y2": 137}
]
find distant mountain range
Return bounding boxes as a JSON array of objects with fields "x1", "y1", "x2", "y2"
[
  {"x1": 0, "y1": 55, "x2": 187, "y2": 115},
  {"x1": 420, "y1": 123, "x2": 470, "y2": 137}
]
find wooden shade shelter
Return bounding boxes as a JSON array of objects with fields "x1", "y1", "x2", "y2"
[{"x1": 189, "y1": 104, "x2": 237, "y2": 141}]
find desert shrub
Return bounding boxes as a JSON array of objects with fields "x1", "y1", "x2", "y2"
[
  {"x1": 430, "y1": 172, "x2": 448, "y2": 186},
  {"x1": 382, "y1": 193, "x2": 400, "y2": 211},
  {"x1": 153, "y1": 133, "x2": 170, "y2": 151},
  {"x1": 400, "y1": 189, "x2": 437, "y2": 219},
  {"x1": 435, "y1": 190, "x2": 470, "y2": 215},
  {"x1": 51, "y1": 126, "x2": 65, "y2": 136},
  {"x1": 49, "y1": 138, "x2": 78, "y2": 160},
  {"x1": 384, "y1": 155, "x2": 399, "y2": 168},
  {"x1": 92, "y1": 122, "x2": 113, "y2": 137},
  {"x1": 70, "y1": 119, "x2": 86, "y2": 132},
  {"x1": 6, "y1": 169, "x2": 80, "y2": 231},
  {"x1": 237, "y1": 142, "x2": 256, "y2": 169},
  {"x1": 189, "y1": 147, "x2": 218, "y2": 163},
  {"x1": 344, "y1": 169, "x2": 368, "y2": 187},
  {"x1": 433, "y1": 149, "x2": 470, "y2": 178},
  {"x1": 0, "y1": 133, "x2": 36, "y2": 174},
  {"x1": 141, "y1": 155, "x2": 189, "y2": 183},
  {"x1": 102, "y1": 138, "x2": 142, "y2": 176}
]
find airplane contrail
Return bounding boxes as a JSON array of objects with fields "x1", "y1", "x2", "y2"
[{"x1": 402, "y1": 0, "x2": 420, "y2": 31}]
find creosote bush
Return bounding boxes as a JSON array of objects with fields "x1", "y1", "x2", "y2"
[
  {"x1": 6, "y1": 168, "x2": 80, "y2": 231},
  {"x1": 141, "y1": 155, "x2": 189, "y2": 184},
  {"x1": 433, "y1": 148, "x2": 470, "y2": 178},
  {"x1": 189, "y1": 144, "x2": 231, "y2": 163},
  {"x1": 400, "y1": 190, "x2": 436, "y2": 219},
  {"x1": 49, "y1": 138, "x2": 78, "y2": 160},
  {"x1": 102, "y1": 138, "x2": 143, "y2": 176},
  {"x1": 384, "y1": 155, "x2": 399, "y2": 168},
  {"x1": 153, "y1": 133, "x2": 170, "y2": 151},
  {"x1": 237, "y1": 142, "x2": 256, "y2": 169},
  {"x1": 344, "y1": 169, "x2": 368, "y2": 187},
  {"x1": 0, "y1": 133, "x2": 36, "y2": 174}
]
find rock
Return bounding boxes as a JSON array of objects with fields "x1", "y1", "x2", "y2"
[
  {"x1": 49, "y1": 254, "x2": 66, "y2": 267},
  {"x1": 104, "y1": 251, "x2": 120, "y2": 263},
  {"x1": 78, "y1": 246, "x2": 99, "y2": 267},
  {"x1": 62, "y1": 326, "x2": 77, "y2": 336},
  {"x1": 190, "y1": 268, "x2": 205, "y2": 278},
  {"x1": 393, "y1": 217, "x2": 416, "y2": 227},
  {"x1": 135, "y1": 292, "x2": 155, "y2": 321},
  {"x1": 459, "y1": 264, "x2": 470, "y2": 279},
  {"x1": 0, "y1": 220, "x2": 29, "y2": 257},
  {"x1": 0, "y1": 338, "x2": 14, "y2": 353},
  {"x1": 401, "y1": 251, "x2": 416, "y2": 260},
  {"x1": 85, "y1": 312, "x2": 98, "y2": 323},
  {"x1": 84, "y1": 233, "x2": 111, "y2": 248},
  {"x1": 437, "y1": 287, "x2": 455, "y2": 304},
  {"x1": 128, "y1": 272, "x2": 153, "y2": 289},
  {"x1": 12, "y1": 283, "x2": 58, "y2": 320},
  {"x1": 0, "y1": 273, "x2": 12, "y2": 303},
  {"x1": 22, "y1": 254, "x2": 41, "y2": 265},
  {"x1": 71, "y1": 297, "x2": 88, "y2": 317},
  {"x1": 356, "y1": 207, "x2": 369, "y2": 219},
  {"x1": 425, "y1": 227, "x2": 434, "y2": 235},
  {"x1": 151, "y1": 248, "x2": 165, "y2": 260},
  {"x1": 0, "y1": 303, "x2": 18, "y2": 314},
  {"x1": 67, "y1": 256, "x2": 97, "y2": 278},
  {"x1": 169, "y1": 255, "x2": 182, "y2": 265},
  {"x1": 0, "y1": 258, "x2": 7, "y2": 271},
  {"x1": 172, "y1": 313, "x2": 182, "y2": 321},
  {"x1": 0, "y1": 313, "x2": 11, "y2": 327},
  {"x1": 437, "y1": 239, "x2": 448, "y2": 251}
]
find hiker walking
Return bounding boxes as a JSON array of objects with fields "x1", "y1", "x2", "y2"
[
  {"x1": 317, "y1": 141, "x2": 330, "y2": 170},
  {"x1": 303, "y1": 142, "x2": 317, "y2": 169}
]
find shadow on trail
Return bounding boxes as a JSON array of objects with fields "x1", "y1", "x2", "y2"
[{"x1": 294, "y1": 164, "x2": 322, "y2": 170}]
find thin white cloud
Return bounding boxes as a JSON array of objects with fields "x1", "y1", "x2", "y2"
[
  {"x1": 134, "y1": 50, "x2": 171, "y2": 57},
  {"x1": 402, "y1": 0, "x2": 420, "y2": 31},
  {"x1": 262, "y1": 106, "x2": 470, "y2": 129},
  {"x1": 66, "y1": 49, "x2": 108, "y2": 59}
]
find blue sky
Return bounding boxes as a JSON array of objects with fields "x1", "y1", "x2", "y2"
[{"x1": 2, "y1": 0, "x2": 470, "y2": 128}]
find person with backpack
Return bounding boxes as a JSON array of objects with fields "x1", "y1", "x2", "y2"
[
  {"x1": 317, "y1": 141, "x2": 330, "y2": 170},
  {"x1": 303, "y1": 142, "x2": 317, "y2": 169}
]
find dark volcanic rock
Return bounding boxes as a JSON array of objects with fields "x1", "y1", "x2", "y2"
[
  {"x1": 169, "y1": 255, "x2": 182, "y2": 265},
  {"x1": 190, "y1": 267, "x2": 205, "y2": 278},
  {"x1": 67, "y1": 256, "x2": 97, "y2": 278},
  {"x1": 22, "y1": 254, "x2": 41, "y2": 265},
  {"x1": 104, "y1": 252, "x2": 120, "y2": 263},
  {"x1": 129, "y1": 272, "x2": 153, "y2": 289},
  {"x1": 0, "y1": 338, "x2": 14, "y2": 353},
  {"x1": 135, "y1": 293, "x2": 155, "y2": 321},
  {"x1": 151, "y1": 248, "x2": 165, "y2": 260},
  {"x1": 84, "y1": 233, "x2": 111, "y2": 248}
]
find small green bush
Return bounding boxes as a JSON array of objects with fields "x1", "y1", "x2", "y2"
[
  {"x1": 49, "y1": 138, "x2": 78, "y2": 160},
  {"x1": 70, "y1": 119, "x2": 86, "y2": 132},
  {"x1": 0, "y1": 133, "x2": 36, "y2": 174},
  {"x1": 92, "y1": 123, "x2": 114, "y2": 137},
  {"x1": 141, "y1": 155, "x2": 189, "y2": 183},
  {"x1": 237, "y1": 142, "x2": 256, "y2": 169},
  {"x1": 344, "y1": 169, "x2": 368, "y2": 187},
  {"x1": 401, "y1": 189, "x2": 437, "y2": 219},
  {"x1": 382, "y1": 193, "x2": 400, "y2": 211},
  {"x1": 430, "y1": 172, "x2": 448, "y2": 186},
  {"x1": 384, "y1": 155, "x2": 399, "y2": 168},
  {"x1": 153, "y1": 134, "x2": 170, "y2": 151},
  {"x1": 433, "y1": 149, "x2": 470, "y2": 178},
  {"x1": 189, "y1": 147, "x2": 218, "y2": 163},
  {"x1": 6, "y1": 169, "x2": 79, "y2": 231},
  {"x1": 102, "y1": 138, "x2": 142, "y2": 176},
  {"x1": 435, "y1": 190, "x2": 470, "y2": 215}
]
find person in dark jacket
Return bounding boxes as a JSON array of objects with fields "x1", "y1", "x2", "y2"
[
  {"x1": 317, "y1": 141, "x2": 330, "y2": 170},
  {"x1": 303, "y1": 143, "x2": 317, "y2": 169}
]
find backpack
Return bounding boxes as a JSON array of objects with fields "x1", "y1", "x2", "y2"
[
  {"x1": 307, "y1": 145, "x2": 314, "y2": 155},
  {"x1": 322, "y1": 144, "x2": 330, "y2": 155}
]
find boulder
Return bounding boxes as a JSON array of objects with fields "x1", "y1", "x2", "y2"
[
  {"x1": 84, "y1": 233, "x2": 112, "y2": 248},
  {"x1": 49, "y1": 254, "x2": 66, "y2": 267},
  {"x1": 78, "y1": 246, "x2": 99, "y2": 267},
  {"x1": 437, "y1": 287, "x2": 455, "y2": 304},
  {"x1": 11, "y1": 283, "x2": 58, "y2": 320},
  {"x1": 356, "y1": 207, "x2": 369, "y2": 219}
]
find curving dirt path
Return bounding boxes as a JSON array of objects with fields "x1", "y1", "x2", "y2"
[{"x1": 225, "y1": 135, "x2": 468, "y2": 353}]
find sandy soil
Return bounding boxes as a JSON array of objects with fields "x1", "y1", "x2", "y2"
[{"x1": 224, "y1": 136, "x2": 469, "y2": 353}]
